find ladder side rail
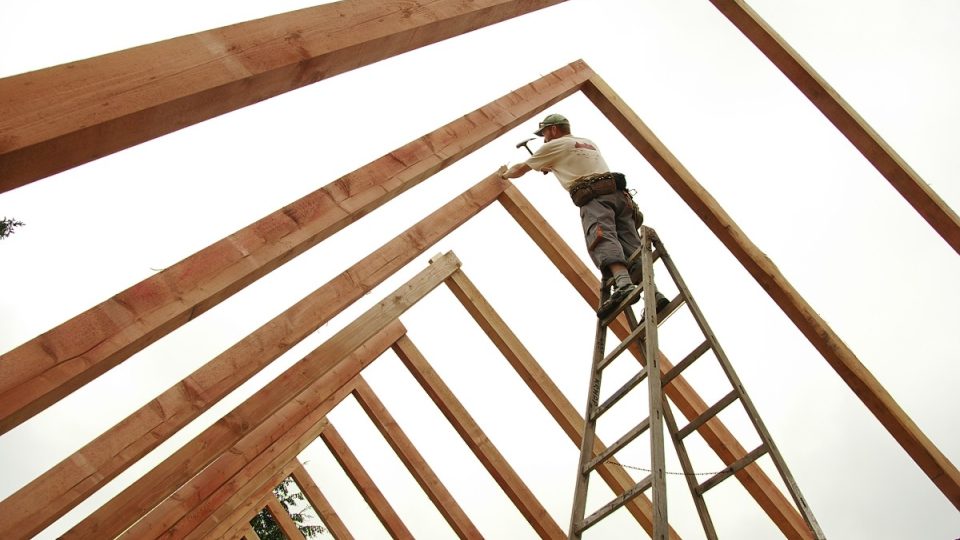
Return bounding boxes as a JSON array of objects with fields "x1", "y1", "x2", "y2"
[
  {"x1": 662, "y1": 399, "x2": 719, "y2": 540},
  {"x1": 641, "y1": 227, "x2": 669, "y2": 539},
  {"x1": 657, "y1": 240, "x2": 825, "y2": 539},
  {"x1": 568, "y1": 321, "x2": 611, "y2": 539}
]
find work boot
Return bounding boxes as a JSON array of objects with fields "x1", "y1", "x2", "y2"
[
  {"x1": 639, "y1": 292, "x2": 671, "y2": 324},
  {"x1": 655, "y1": 291, "x2": 670, "y2": 312},
  {"x1": 597, "y1": 283, "x2": 637, "y2": 319}
]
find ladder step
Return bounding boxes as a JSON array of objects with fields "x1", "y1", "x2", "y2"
[
  {"x1": 576, "y1": 474, "x2": 654, "y2": 534},
  {"x1": 584, "y1": 418, "x2": 651, "y2": 474},
  {"x1": 677, "y1": 390, "x2": 739, "y2": 440},
  {"x1": 591, "y1": 367, "x2": 649, "y2": 422},
  {"x1": 697, "y1": 444, "x2": 769, "y2": 494},
  {"x1": 662, "y1": 339, "x2": 711, "y2": 387},
  {"x1": 597, "y1": 320, "x2": 648, "y2": 372}
]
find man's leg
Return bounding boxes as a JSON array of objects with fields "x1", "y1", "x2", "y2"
[
  {"x1": 581, "y1": 195, "x2": 636, "y2": 316},
  {"x1": 613, "y1": 191, "x2": 669, "y2": 314},
  {"x1": 581, "y1": 196, "x2": 631, "y2": 286}
]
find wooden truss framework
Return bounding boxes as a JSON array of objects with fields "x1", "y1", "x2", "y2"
[{"x1": 1, "y1": 0, "x2": 958, "y2": 538}]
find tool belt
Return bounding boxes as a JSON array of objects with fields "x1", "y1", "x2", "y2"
[{"x1": 569, "y1": 172, "x2": 627, "y2": 207}]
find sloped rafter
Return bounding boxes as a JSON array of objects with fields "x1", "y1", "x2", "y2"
[
  {"x1": 265, "y1": 493, "x2": 307, "y2": 539},
  {"x1": 321, "y1": 422, "x2": 416, "y2": 538},
  {"x1": 290, "y1": 460, "x2": 356, "y2": 540},
  {"x1": 707, "y1": 0, "x2": 960, "y2": 255},
  {"x1": 352, "y1": 376, "x2": 485, "y2": 539},
  {"x1": 0, "y1": 0, "x2": 570, "y2": 192},
  {"x1": 393, "y1": 333, "x2": 567, "y2": 540},
  {"x1": 579, "y1": 74, "x2": 960, "y2": 509}
]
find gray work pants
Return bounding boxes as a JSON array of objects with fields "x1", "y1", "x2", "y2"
[{"x1": 579, "y1": 190, "x2": 641, "y2": 274}]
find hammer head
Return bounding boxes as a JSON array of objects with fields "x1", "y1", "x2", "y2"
[{"x1": 516, "y1": 137, "x2": 536, "y2": 155}]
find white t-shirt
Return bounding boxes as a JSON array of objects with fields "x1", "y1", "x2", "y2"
[{"x1": 525, "y1": 135, "x2": 610, "y2": 191}]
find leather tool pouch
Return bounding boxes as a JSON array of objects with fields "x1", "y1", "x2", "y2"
[{"x1": 569, "y1": 173, "x2": 621, "y2": 207}]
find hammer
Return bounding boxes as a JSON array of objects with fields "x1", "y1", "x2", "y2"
[{"x1": 515, "y1": 137, "x2": 548, "y2": 174}]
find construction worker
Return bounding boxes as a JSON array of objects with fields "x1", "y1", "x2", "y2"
[{"x1": 500, "y1": 113, "x2": 668, "y2": 318}]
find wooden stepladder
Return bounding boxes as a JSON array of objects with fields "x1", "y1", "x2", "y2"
[{"x1": 568, "y1": 226, "x2": 824, "y2": 539}]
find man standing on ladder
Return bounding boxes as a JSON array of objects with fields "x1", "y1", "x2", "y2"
[{"x1": 500, "y1": 113, "x2": 668, "y2": 318}]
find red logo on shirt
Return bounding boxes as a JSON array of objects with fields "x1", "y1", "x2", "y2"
[{"x1": 574, "y1": 142, "x2": 597, "y2": 151}]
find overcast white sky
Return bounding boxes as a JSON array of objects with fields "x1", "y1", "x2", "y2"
[{"x1": 1, "y1": 1, "x2": 958, "y2": 538}]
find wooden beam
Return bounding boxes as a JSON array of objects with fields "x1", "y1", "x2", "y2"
[
  {"x1": 267, "y1": 496, "x2": 306, "y2": 540},
  {"x1": 321, "y1": 423, "x2": 414, "y2": 539},
  {"x1": 393, "y1": 334, "x2": 566, "y2": 540},
  {"x1": 59, "y1": 254, "x2": 459, "y2": 539},
  {"x1": 707, "y1": 0, "x2": 960, "y2": 255},
  {"x1": 119, "y1": 324, "x2": 402, "y2": 538},
  {"x1": 0, "y1": 172, "x2": 509, "y2": 538},
  {"x1": 0, "y1": 0, "x2": 570, "y2": 191},
  {"x1": 0, "y1": 59, "x2": 592, "y2": 436},
  {"x1": 291, "y1": 461, "x2": 355, "y2": 540},
  {"x1": 442, "y1": 267, "x2": 681, "y2": 539},
  {"x1": 352, "y1": 377, "x2": 483, "y2": 539},
  {"x1": 581, "y1": 72, "x2": 960, "y2": 510},
  {"x1": 498, "y1": 184, "x2": 812, "y2": 539}
]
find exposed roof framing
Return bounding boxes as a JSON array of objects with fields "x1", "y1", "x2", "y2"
[{"x1": 0, "y1": 0, "x2": 956, "y2": 538}]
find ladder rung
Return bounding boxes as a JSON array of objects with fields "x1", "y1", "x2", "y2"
[
  {"x1": 591, "y1": 367, "x2": 649, "y2": 421},
  {"x1": 584, "y1": 418, "x2": 651, "y2": 474},
  {"x1": 597, "y1": 319, "x2": 647, "y2": 372},
  {"x1": 677, "y1": 390, "x2": 739, "y2": 440},
  {"x1": 697, "y1": 444, "x2": 769, "y2": 494},
  {"x1": 662, "y1": 339, "x2": 711, "y2": 387},
  {"x1": 577, "y1": 474, "x2": 654, "y2": 534}
]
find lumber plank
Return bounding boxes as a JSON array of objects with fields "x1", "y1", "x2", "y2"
[
  {"x1": 581, "y1": 72, "x2": 960, "y2": 510},
  {"x1": 442, "y1": 268, "x2": 682, "y2": 539},
  {"x1": 0, "y1": 59, "x2": 592, "y2": 436},
  {"x1": 707, "y1": 0, "x2": 960, "y2": 255},
  {"x1": 321, "y1": 423, "x2": 414, "y2": 539},
  {"x1": 291, "y1": 461, "x2": 355, "y2": 540},
  {"x1": 393, "y1": 335, "x2": 566, "y2": 540},
  {"x1": 119, "y1": 323, "x2": 401, "y2": 539},
  {"x1": 267, "y1": 496, "x2": 306, "y2": 540},
  {"x1": 498, "y1": 184, "x2": 812, "y2": 539},
  {"x1": 353, "y1": 377, "x2": 483, "y2": 539},
  {"x1": 0, "y1": 172, "x2": 508, "y2": 539},
  {"x1": 0, "y1": 0, "x2": 570, "y2": 191},
  {"x1": 59, "y1": 253, "x2": 459, "y2": 539}
]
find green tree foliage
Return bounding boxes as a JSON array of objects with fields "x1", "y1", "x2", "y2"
[
  {"x1": 0, "y1": 217, "x2": 24, "y2": 240},
  {"x1": 249, "y1": 476, "x2": 325, "y2": 539}
]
